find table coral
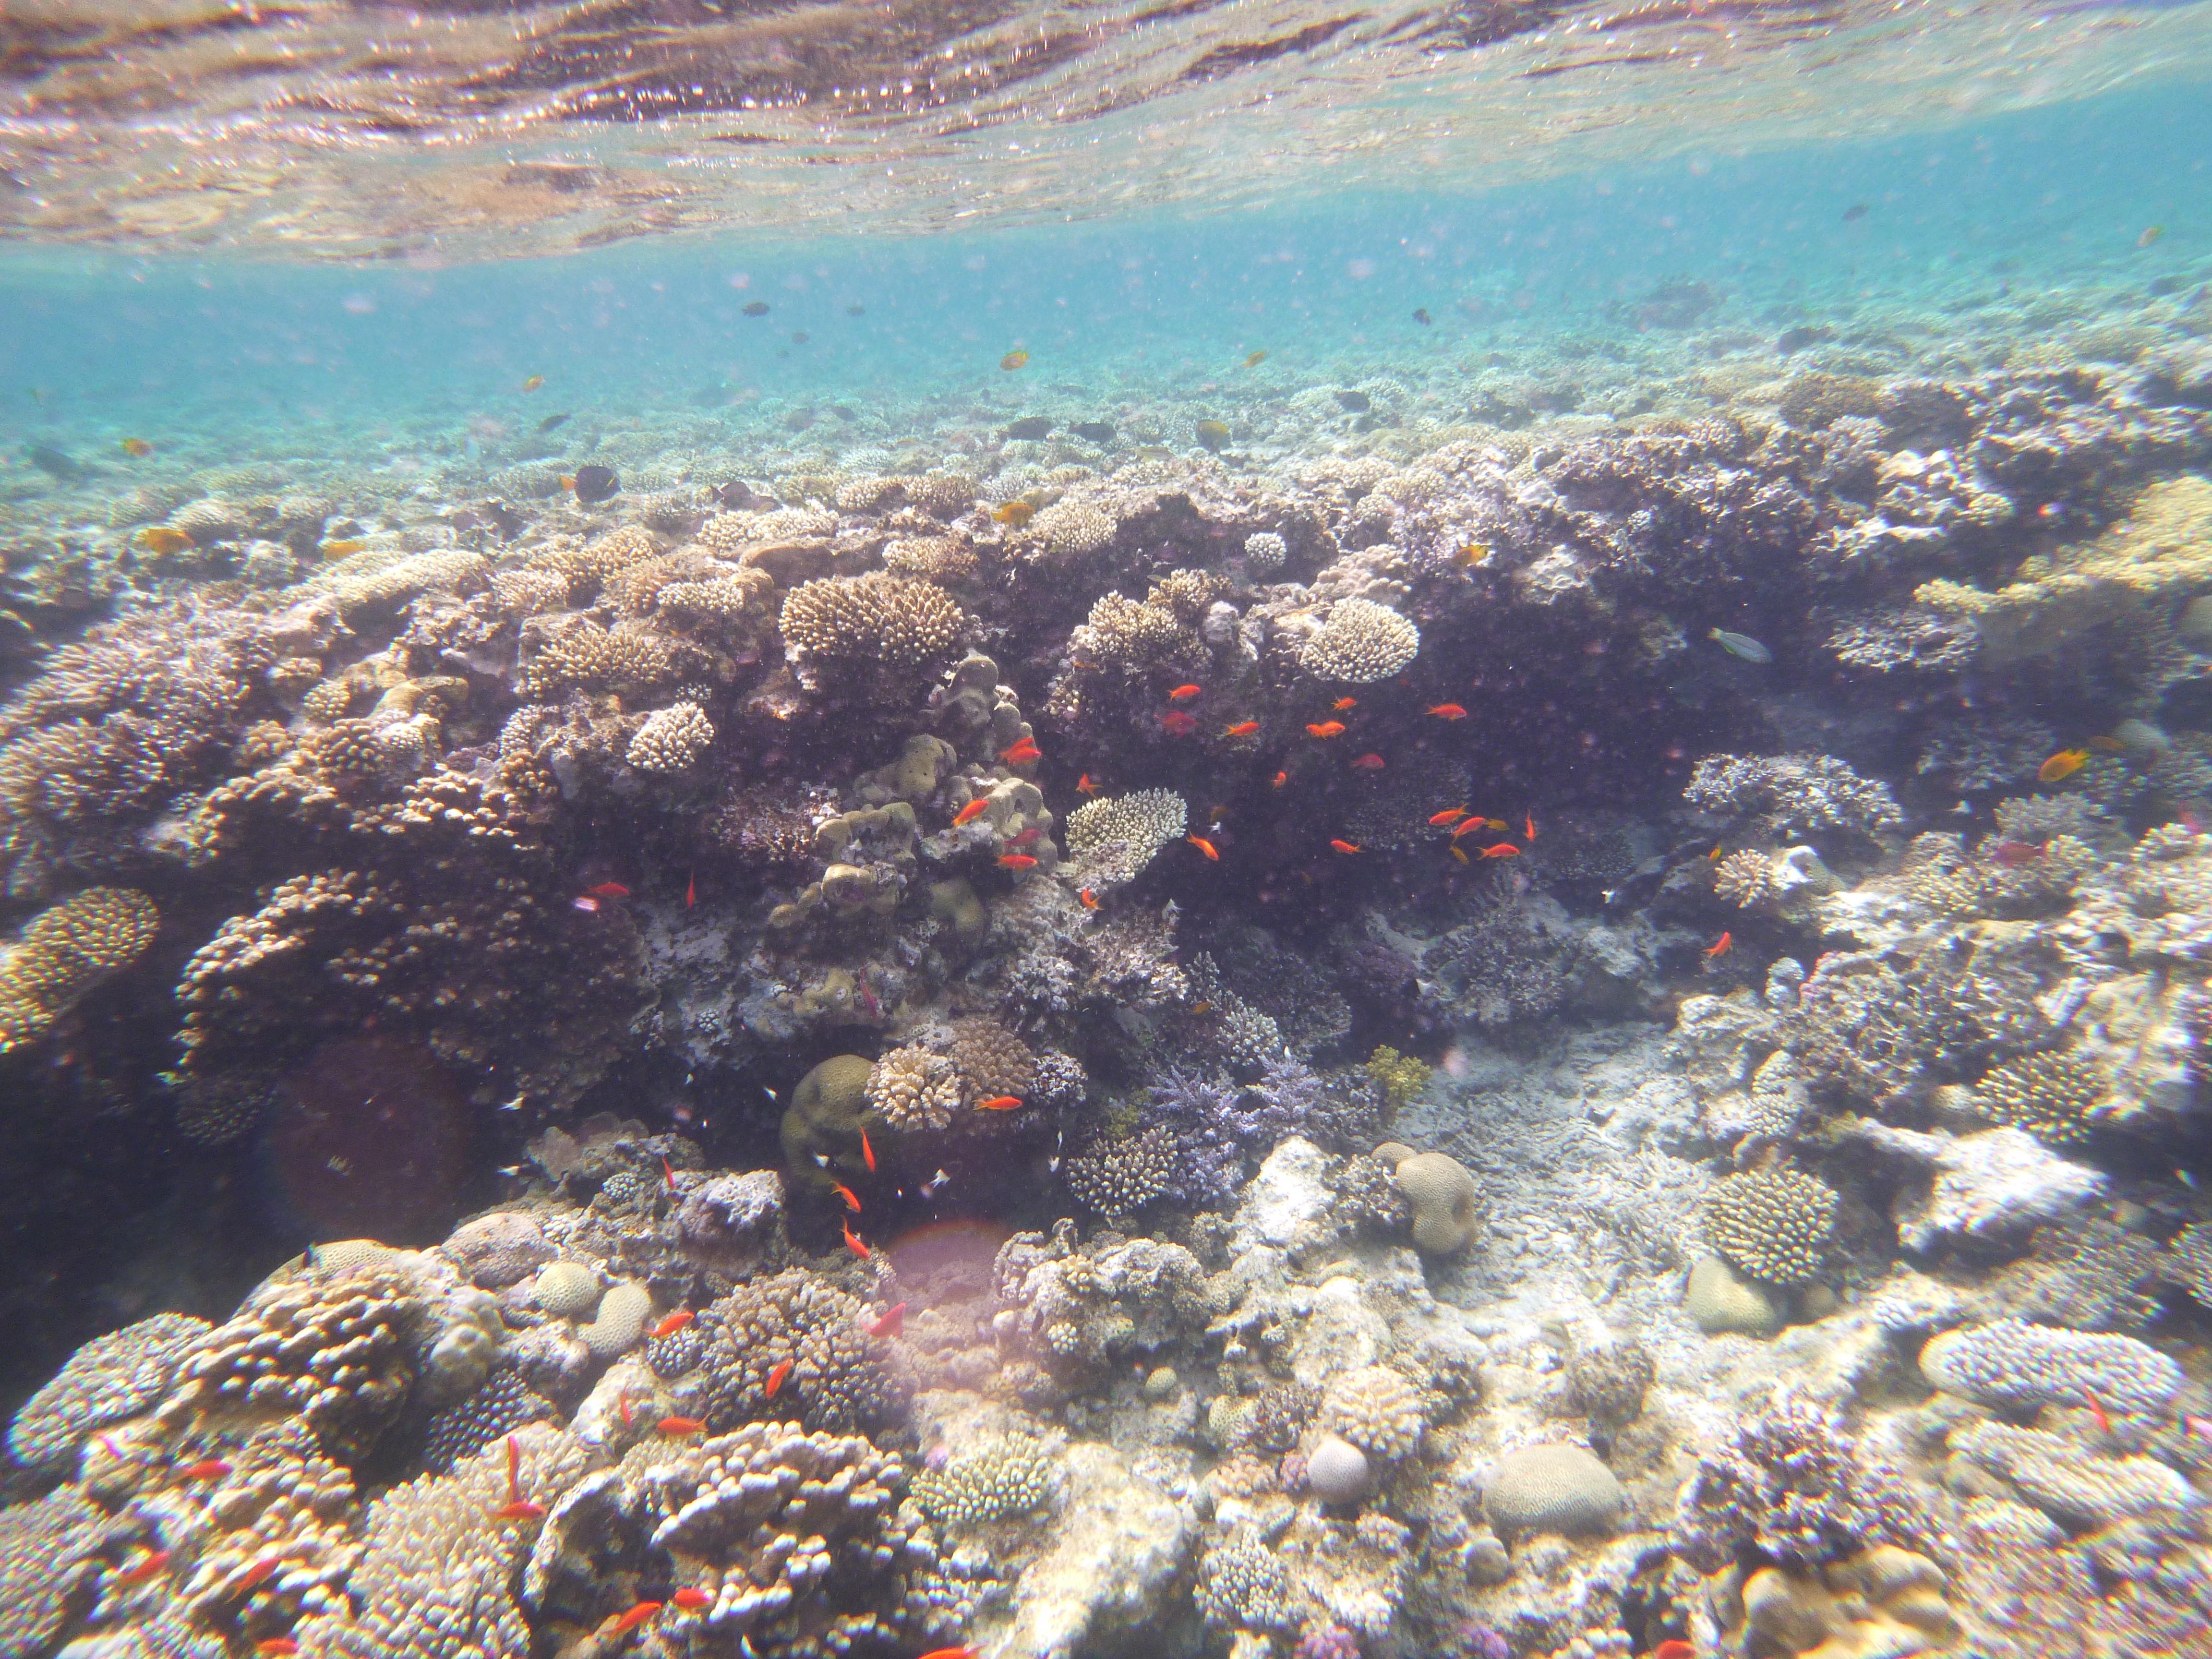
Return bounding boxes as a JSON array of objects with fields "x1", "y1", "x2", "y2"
[
  {"x1": 0, "y1": 884, "x2": 159, "y2": 1052},
  {"x1": 6, "y1": 1310, "x2": 210, "y2": 1470}
]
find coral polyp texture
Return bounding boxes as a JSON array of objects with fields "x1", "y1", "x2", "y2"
[{"x1": 1699, "y1": 1167, "x2": 1840, "y2": 1286}]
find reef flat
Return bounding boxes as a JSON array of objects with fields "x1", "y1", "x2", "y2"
[{"x1": 2, "y1": 257, "x2": 2212, "y2": 1659}]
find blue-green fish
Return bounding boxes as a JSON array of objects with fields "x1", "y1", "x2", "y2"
[{"x1": 1709, "y1": 627, "x2": 1772, "y2": 664}]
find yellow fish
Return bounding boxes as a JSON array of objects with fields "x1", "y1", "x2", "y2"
[
  {"x1": 135, "y1": 526, "x2": 192, "y2": 555},
  {"x1": 522, "y1": 375, "x2": 545, "y2": 392},
  {"x1": 2037, "y1": 748, "x2": 2090, "y2": 784},
  {"x1": 1000, "y1": 350, "x2": 1029, "y2": 371},
  {"x1": 1195, "y1": 419, "x2": 1230, "y2": 452},
  {"x1": 1244, "y1": 350, "x2": 1267, "y2": 368},
  {"x1": 993, "y1": 500, "x2": 1035, "y2": 528},
  {"x1": 319, "y1": 539, "x2": 368, "y2": 557},
  {"x1": 119, "y1": 437, "x2": 152, "y2": 457},
  {"x1": 2138, "y1": 226, "x2": 2164, "y2": 249}
]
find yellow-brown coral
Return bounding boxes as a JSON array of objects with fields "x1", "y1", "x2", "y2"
[
  {"x1": 0, "y1": 887, "x2": 159, "y2": 1053},
  {"x1": 779, "y1": 572, "x2": 970, "y2": 673}
]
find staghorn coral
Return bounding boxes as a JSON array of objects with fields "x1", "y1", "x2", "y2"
[
  {"x1": 866, "y1": 1045, "x2": 962, "y2": 1133},
  {"x1": 779, "y1": 572, "x2": 970, "y2": 683},
  {"x1": 688, "y1": 1268, "x2": 907, "y2": 1435},
  {"x1": 1969, "y1": 1049, "x2": 2106, "y2": 1144},
  {"x1": 1700, "y1": 1167, "x2": 1839, "y2": 1286},
  {"x1": 1065, "y1": 1126, "x2": 1178, "y2": 1221},
  {"x1": 1671, "y1": 1391, "x2": 1933, "y2": 1574},
  {"x1": 1064, "y1": 788, "x2": 1188, "y2": 890},
  {"x1": 910, "y1": 1436, "x2": 1058, "y2": 1527},
  {"x1": 0, "y1": 885, "x2": 159, "y2": 1052},
  {"x1": 1299, "y1": 596, "x2": 1420, "y2": 683},
  {"x1": 7, "y1": 1310, "x2": 211, "y2": 1470},
  {"x1": 625, "y1": 699, "x2": 715, "y2": 775},
  {"x1": 1685, "y1": 753, "x2": 1902, "y2": 842}
]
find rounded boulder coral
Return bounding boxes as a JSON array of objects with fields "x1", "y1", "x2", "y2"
[
  {"x1": 1394, "y1": 1151, "x2": 1481, "y2": 1255},
  {"x1": 1300, "y1": 597, "x2": 1419, "y2": 683}
]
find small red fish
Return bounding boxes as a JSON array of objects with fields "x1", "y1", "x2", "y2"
[
  {"x1": 182, "y1": 1458, "x2": 232, "y2": 1482},
  {"x1": 657, "y1": 1416, "x2": 706, "y2": 1435},
  {"x1": 843, "y1": 1221, "x2": 871, "y2": 1259},
  {"x1": 113, "y1": 1549, "x2": 171, "y2": 1586},
  {"x1": 976, "y1": 1094, "x2": 1023, "y2": 1110},
  {"x1": 1705, "y1": 931, "x2": 1732, "y2": 957},
  {"x1": 1330, "y1": 839, "x2": 1361, "y2": 854},
  {"x1": 1351, "y1": 754, "x2": 1384, "y2": 770},
  {"x1": 953, "y1": 799, "x2": 990, "y2": 827},
  {"x1": 619, "y1": 1393, "x2": 635, "y2": 1428},
  {"x1": 1525, "y1": 814, "x2": 1537, "y2": 841},
  {"x1": 1652, "y1": 1643, "x2": 1694, "y2": 1659},
  {"x1": 2085, "y1": 1389, "x2": 2112, "y2": 1435},
  {"x1": 662, "y1": 1155, "x2": 678, "y2": 1190},
  {"x1": 1988, "y1": 839, "x2": 2044, "y2": 868},
  {"x1": 1430, "y1": 808, "x2": 1468, "y2": 827},
  {"x1": 861, "y1": 1128, "x2": 876, "y2": 1171},
  {"x1": 685, "y1": 868, "x2": 696, "y2": 908},
  {"x1": 1478, "y1": 843, "x2": 1520, "y2": 859},
  {"x1": 1223, "y1": 721, "x2": 1259, "y2": 737},
  {"x1": 868, "y1": 1301, "x2": 907, "y2": 1337},
  {"x1": 1079, "y1": 889, "x2": 1099, "y2": 910},
  {"x1": 1428, "y1": 703, "x2": 1467, "y2": 720},
  {"x1": 1168, "y1": 684, "x2": 1202, "y2": 701},
  {"x1": 1159, "y1": 710, "x2": 1199, "y2": 737},
  {"x1": 495, "y1": 1500, "x2": 547, "y2": 1521},
  {"x1": 1272, "y1": 770, "x2": 1289, "y2": 788},
  {"x1": 1306, "y1": 721, "x2": 1346, "y2": 738},
  {"x1": 607, "y1": 1601, "x2": 664, "y2": 1638},
  {"x1": 1332, "y1": 697, "x2": 1357, "y2": 711},
  {"x1": 1007, "y1": 826, "x2": 1042, "y2": 847},
  {"x1": 585, "y1": 881, "x2": 629, "y2": 898},
  {"x1": 256, "y1": 1643, "x2": 298, "y2": 1658},
  {"x1": 764, "y1": 1358, "x2": 793, "y2": 1398},
  {"x1": 1001, "y1": 737, "x2": 1042, "y2": 765},
  {"x1": 652, "y1": 1310, "x2": 695, "y2": 1339},
  {"x1": 1451, "y1": 816, "x2": 1489, "y2": 839},
  {"x1": 237, "y1": 1556, "x2": 281, "y2": 1592},
  {"x1": 832, "y1": 1180, "x2": 862, "y2": 1211},
  {"x1": 1077, "y1": 773, "x2": 1099, "y2": 795},
  {"x1": 671, "y1": 1588, "x2": 714, "y2": 1611},
  {"x1": 1188, "y1": 835, "x2": 1219, "y2": 861},
  {"x1": 998, "y1": 853, "x2": 1039, "y2": 869},
  {"x1": 915, "y1": 1647, "x2": 980, "y2": 1659}
]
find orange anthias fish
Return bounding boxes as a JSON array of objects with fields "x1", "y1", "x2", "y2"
[
  {"x1": 1332, "y1": 697, "x2": 1357, "y2": 711},
  {"x1": 1079, "y1": 888, "x2": 1099, "y2": 909},
  {"x1": 1478, "y1": 843, "x2": 1520, "y2": 859},
  {"x1": 1450, "y1": 845, "x2": 1469, "y2": 865},
  {"x1": 2039, "y1": 748, "x2": 2090, "y2": 783},
  {"x1": 657, "y1": 1416, "x2": 706, "y2": 1435},
  {"x1": 998, "y1": 853, "x2": 1039, "y2": 869},
  {"x1": 256, "y1": 1642, "x2": 298, "y2": 1658},
  {"x1": 764, "y1": 1358, "x2": 793, "y2": 1398},
  {"x1": 522, "y1": 375, "x2": 546, "y2": 391},
  {"x1": 1525, "y1": 814, "x2": 1537, "y2": 841},
  {"x1": 236, "y1": 1557, "x2": 281, "y2": 1592},
  {"x1": 952, "y1": 799, "x2": 990, "y2": 827},
  {"x1": 868, "y1": 1301, "x2": 907, "y2": 1337},
  {"x1": 1651, "y1": 1643, "x2": 1695, "y2": 1659},
  {"x1": 1330, "y1": 839, "x2": 1361, "y2": 854},
  {"x1": 1160, "y1": 710, "x2": 1199, "y2": 736},
  {"x1": 652, "y1": 1310, "x2": 695, "y2": 1339},
  {"x1": 1306, "y1": 721, "x2": 1346, "y2": 739},
  {"x1": 119, "y1": 437, "x2": 153, "y2": 457},
  {"x1": 1001, "y1": 737, "x2": 1043, "y2": 765},
  {"x1": 1272, "y1": 770, "x2": 1289, "y2": 788},
  {"x1": 1168, "y1": 684, "x2": 1202, "y2": 701},
  {"x1": 1001, "y1": 349, "x2": 1029, "y2": 370},
  {"x1": 1428, "y1": 703, "x2": 1467, "y2": 720},
  {"x1": 685, "y1": 869, "x2": 696, "y2": 908},
  {"x1": 1450, "y1": 816, "x2": 1489, "y2": 840},
  {"x1": 976, "y1": 1094, "x2": 1023, "y2": 1111},
  {"x1": 181, "y1": 1459, "x2": 232, "y2": 1481},
  {"x1": 915, "y1": 1647, "x2": 981, "y2": 1659},
  {"x1": 1077, "y1": 773, "x2": 1099, "y2": 795},
  {"x1": 495, "y1": 1499, "x2": 546, "y2": 1521},
  {"x1": 831, "y1": 1180, "x2": 862, "y2": 1212},
  {"x1": 607, "y1": 1601, "x2": 663, "y2": 1638},
  {"x1": 585, "y1": 881, "x2": 629, "y2": 898},
  {"x1": 114, "y1": 1549, "x2": 172, "y2": 1585},
  {"x1": 1351, "y1": 754, "x2": 1385, "y2": 770},
  {"x1": 1188, "y1": 835, "x2": 1219, "y2": 861},
  {"x1": 1223, "y1": 720, "x2": 1259, "y2": 737},
  {"x1": 1705, "y1": 931, "x2": 1732, "y2": 957},
  {"x1": 861, "y1": 1127, "x2": 876, "y2": 1171},
  {"x1": 1430, "y1": 808, "x2": 1468, "y2": 827},
  {"x1": 672, "y1": 1588, "x2": 715, "y2": 1611},
  {"x1": 843, "y1": 1221, "x2": 871, "y2": 1259}
]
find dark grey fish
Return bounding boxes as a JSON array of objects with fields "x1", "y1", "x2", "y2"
[
  {"x1": 1004, "y1": 417, "x2": 1053, "y2": 441},
  {"x1": 24, "y1": 443, "x2": 78, "y2": 480},
  {"x1": 1071, "y1": 421, "x2": 1115, "y2": 443},
  {"x1": 537, "y1": 412, "x2": 572, "y2": 433},
  {"x1": 572, "y1": 464, "x2": 619, "y2": 505},
  {"x1": 1334, "y1": 390, "x2": 1370, "y2": 413}
]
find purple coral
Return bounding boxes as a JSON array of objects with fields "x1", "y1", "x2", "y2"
[
  {"x1": 1294, "y1": 1624, "x2": 1361, "y2": 1659},
  {"x1": 1143, "y1": 1054, "x2": 1322, "y2": 1203}
]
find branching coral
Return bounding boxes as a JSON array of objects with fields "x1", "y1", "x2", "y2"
[
  {"x1": 1699, "y1": 1167, "x2": 1839, "y2": 1286},
  {"x1": 6, "y1": 1310, "x2": 210, "y2": 1470},
  {"x1": 1970, "y1": 1050, "x2": 2107, "y2": 1144},
  {"x1": 867, "y1": 1045, "x2": 962, "y2": 1132},
  {"x1": 0, "y1": 885, "x2": 159, "y2": 1052},
  {"x1": 1685, "y1": 753, "x2": 1901, "y2": 842},
  {"x1": 1065, "y1": 1126, "x2": 1178, "y2": 1221},
  {"x1": 910, "y1": 1436, "x2": 1058, "y2": 1527},
  {"x1": 1299, "y1": 597, "x2": 1420, "y2": 683},
  {"x1": 1064, "y1": 788, "x2": 1188, "y2": 889},
  {"x1": 626, "y1": 699, "x2": 714, "y2": 775},
  {"x1": 688, "y1": 1268, "x2": 908, "y2": 1434},
  {"x1": 779, "y1": 572, "x2": 970, "y2": 682}
]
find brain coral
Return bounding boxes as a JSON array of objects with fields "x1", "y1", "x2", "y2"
[
  {"x1": 1483, "y1": 1444, "x2": 1625, "y2": 1538},
  {"x1": 1300, "y1": 597, "x2": 1420, "y2": 683},
  {"x1": 626, "y1": 699, "x2": 715, "y2": 775},
  {"x1": 1395, "y1": 1151, "x2": 1481, "y2": 1255},
  {"x1": 867, "y1": 1045, "x2": 962, "y2": 1132},
  {"x1": 1319, "y1": 1365, "x2": 1426, "y2": 1459},
  {"x1": 6, "y1": 1310, "x2": 210, "y2": 1470},
  {"x1": 1065, "y1": 788, "x2": 1188, "y2": 889},
  {"x1": 690, "y1": 1267, "x2": 908, "y2": 1434},
  {"x1": 1700, "y1": 1166, "x2": 1839, "y2": 1286},
  {"x1": 779, "y1": 572, "x2": 970, "y2": 673}
]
